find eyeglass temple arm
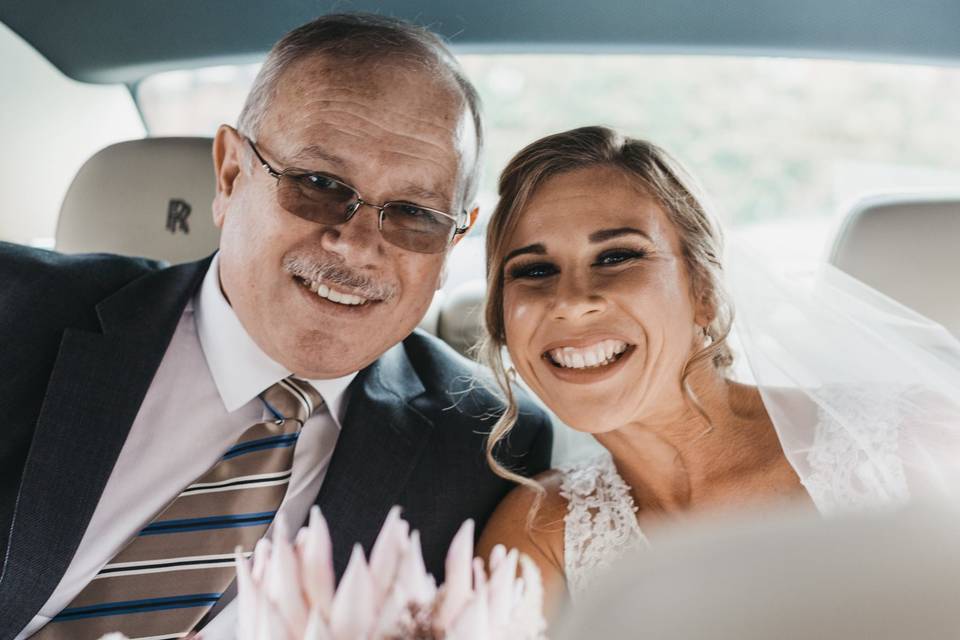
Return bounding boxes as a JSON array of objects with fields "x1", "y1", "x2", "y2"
[
  {"x1": 454, "y1": 208, "x2": 474, "y2": 234},
  {"x1": 245, "y1": 138, "x2": 283, "y2": 179}
]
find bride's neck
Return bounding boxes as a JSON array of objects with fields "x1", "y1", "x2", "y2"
[{"x1": 593, "y1": 366, "x2": 778, "y2": 512}]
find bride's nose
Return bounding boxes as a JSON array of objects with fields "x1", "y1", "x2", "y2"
[{"x1": 550, "y1": 272, "x2": 607, "y2": 320}]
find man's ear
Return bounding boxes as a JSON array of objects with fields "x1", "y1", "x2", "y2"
[
  {"x1": 212, "y1": 124, "x2": 244, "y2": 229},
  {"x1": 452, "y1": 206, "x2": 480, "y2": 247}
]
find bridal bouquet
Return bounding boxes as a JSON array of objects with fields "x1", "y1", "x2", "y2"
[
  {"x1": 102, "y1": 506, "x2": 546, "y2": 640},
  {"x1": 234, "y1": 506, "x2": 546, "y2": 639}
]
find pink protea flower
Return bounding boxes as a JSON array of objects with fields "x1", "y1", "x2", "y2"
[
  {"x1": 99, "y1": 506, "x2": 546, "y2": 640},
  {"x1": 238, "y1": 505, "x2": 546, "y2": 640}
]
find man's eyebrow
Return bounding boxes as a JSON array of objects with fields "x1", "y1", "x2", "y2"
[
  {"x1": 503, "y1": 243, "x2": 547, "y2": 265},
  {"x1": 396, "y1": 183, "x2": 450, "y2": 208},
  {"x1": 290, "y1": 145, "x2": 350, "y2": 170},
  {"x1": 588, "y1": 227, "x2": 653, "y2": 243},
  {"x1": 284, "y1": 149, "x2": 450, "y2": 206}
]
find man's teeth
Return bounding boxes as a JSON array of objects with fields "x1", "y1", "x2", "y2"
[
  {"x1": 548, "y1": 340, "x2": 629, "y2": 369},
  {"x1": 301, "y1": 279, "x2": 368, "y2": 306}
]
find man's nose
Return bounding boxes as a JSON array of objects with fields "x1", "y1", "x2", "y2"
[
  {"x1": 550, "y1": 274, "x2": 607, "y2": 321},
  {"x1": 318, "y1": 201, "x2": 385, "y2": 263}
]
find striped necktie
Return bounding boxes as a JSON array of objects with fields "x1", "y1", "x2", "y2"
[{"x1": 36, "y1": 377, "x2": 323, "y2": 640}]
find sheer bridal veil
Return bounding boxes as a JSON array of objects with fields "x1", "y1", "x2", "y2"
[{"x1": 728, "y1": 244, "x2": 960, "y2": 513}]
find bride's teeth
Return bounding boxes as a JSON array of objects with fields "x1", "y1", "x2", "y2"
[{"x1": 547, "y1": 340, "x2": 629, "y2": 369}]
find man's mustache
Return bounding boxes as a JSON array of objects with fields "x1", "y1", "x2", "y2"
[{"x1": 283, "y1": 254, "x2": 397, "y2": 302}]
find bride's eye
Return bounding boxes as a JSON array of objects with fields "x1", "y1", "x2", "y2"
[
  {"x1": 594, "y1": 248, "x2": 647, "y2": 266},
  {"x1": 508, "y1": 261, "x2": 558, "y2": 280}
]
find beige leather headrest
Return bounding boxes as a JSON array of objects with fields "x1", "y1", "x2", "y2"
[
  {"x1": 56, "y1": 137, "x2": 219, "y2": 264},
  {"x1": 829, "y1": 194, "x2": 960, "y2": 336}
]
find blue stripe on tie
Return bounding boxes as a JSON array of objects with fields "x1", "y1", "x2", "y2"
[
  {"x1": 222, "y1": 433, "x2": 299, "y2": 460},
  {"x1": 140, "y1": 511, "x2": 277, "y2": 536},
  {"x1": 259, "y1": 394, "x2": 285, "y2": 422},
  {"x1": 52, "y1": 593, "x2": 222, "y2": 621}
]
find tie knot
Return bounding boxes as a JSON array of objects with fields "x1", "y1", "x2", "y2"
[{"x1": 261, "y1": 377, "x2": 324, "y2": 425}]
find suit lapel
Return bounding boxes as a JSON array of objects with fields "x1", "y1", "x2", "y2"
[
  {"x1": 316, "y1": 341, "x2": 434, "y2": 578},
  {"x1": 0, "y1": 256, "x2": 212, "y2": 639}
]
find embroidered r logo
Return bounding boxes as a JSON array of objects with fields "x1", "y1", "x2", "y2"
[{"x1": 166, "y1": 199, "x2": 192, "y2": 234}]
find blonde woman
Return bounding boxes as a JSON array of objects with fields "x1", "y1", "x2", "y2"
[{"x1": 476, "y1": 126, "x2": 960, "y2": 617}]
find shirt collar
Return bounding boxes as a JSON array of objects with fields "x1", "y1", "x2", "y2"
[{"x1": 194, "y1": 253, "x2": 357, "y2": 424}]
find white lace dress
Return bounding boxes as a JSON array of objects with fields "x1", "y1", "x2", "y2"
[
  {"x1": 558, "y1": 452, "x2": 648, "y2": 601},
  {"x1": 557, "y1": 396, "x2": 912, "y2": 601}
]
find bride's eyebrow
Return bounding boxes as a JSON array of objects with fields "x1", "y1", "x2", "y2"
[
  {"x1": 503, "y1": 243, "x2": 547, "y2": 266},
  {"x1": 589, "y1": 227, "x2": 653, "y2": 243}
]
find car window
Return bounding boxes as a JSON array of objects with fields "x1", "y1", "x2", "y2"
[
  {"x1": 0, "y1": 22, "x2": 144, "y2": 247},
  {"x1": 135, "y1": 55, "x2": 960, "y2": 289},
  {"x1": 138, "y1": 55, "x2": 960, "y2": 239}
]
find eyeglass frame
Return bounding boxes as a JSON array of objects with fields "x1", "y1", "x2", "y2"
[{"x1": 244, "y1": 137, "x2": 470, "y2": 252}]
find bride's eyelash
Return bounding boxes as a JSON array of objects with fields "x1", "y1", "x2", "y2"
[
  {"x1": 507, "y1": 261, "x2": 558, "y2": 279},
  {"x1": 507, "y1": 248, "x2": 647, "y2": 279},
  {"x1": 593, "y1": 248, "x2": 648, "y2": 266}
]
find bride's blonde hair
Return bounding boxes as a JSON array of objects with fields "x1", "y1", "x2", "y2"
[{"x1": 479, "y1": 126, "x2": 734, "y2": 493}]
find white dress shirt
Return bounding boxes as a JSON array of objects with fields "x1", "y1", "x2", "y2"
[{"x1": 18, "y1": 254, "x2": 357, "y2": 639}]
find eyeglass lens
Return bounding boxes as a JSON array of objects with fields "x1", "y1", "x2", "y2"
[{"x1": 275, "y1": 173, "x2": 455, "y2": 253}]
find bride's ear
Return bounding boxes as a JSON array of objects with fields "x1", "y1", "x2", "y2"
[{"x1": 693, "y1": 283, "x2": 716, "y2": 329}]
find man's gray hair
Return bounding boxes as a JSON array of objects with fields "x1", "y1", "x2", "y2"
[{"x1": 237, "y1": 13, "x2": 484, "y2": 209}]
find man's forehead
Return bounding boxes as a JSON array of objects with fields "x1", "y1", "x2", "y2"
[
  {"x1": 267, "y1": 58, "x2": 466, "y2": 142},
  {"x1": 280, "y1": 53, "x2": 461, "y2": 104},
  {"x1": 263, "y1": 54, "x2": 476, "y2": 204}
]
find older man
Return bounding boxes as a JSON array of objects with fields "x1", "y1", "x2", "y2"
[{"x1": 0, "y1": 14, "x2": 551, "y2": 640}]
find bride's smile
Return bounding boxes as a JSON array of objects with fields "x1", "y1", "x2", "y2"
[
  {"x1": 540, "y1": 338, "x2": 636, "y2": 383},
  {"x1": 500, "y1": 164, "x2": 708, "y2": 433},
  {"x1": 543, "y1": 338, "x2": 633, "y2": 371}
]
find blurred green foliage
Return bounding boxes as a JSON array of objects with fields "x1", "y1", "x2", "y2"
[{"x1": 460, "y1": 55, "x2": 960, "y2": 228}]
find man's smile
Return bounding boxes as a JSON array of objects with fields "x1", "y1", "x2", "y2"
[{"x1": 294, "y1": 274, "x2": 372, "y2": 306}]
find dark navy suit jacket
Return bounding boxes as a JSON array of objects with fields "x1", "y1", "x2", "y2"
[{"x1": 0, "y1": 241, "x2": 552, "y2": 637}]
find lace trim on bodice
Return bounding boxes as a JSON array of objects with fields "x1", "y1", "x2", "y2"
[{"x1": 559, "y1": 452, "x2": 647, "y2": 601}]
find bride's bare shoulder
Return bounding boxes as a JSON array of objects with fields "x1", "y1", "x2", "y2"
[{"x1": 477, "y1": 469, "x2": 569, "y2": 571}]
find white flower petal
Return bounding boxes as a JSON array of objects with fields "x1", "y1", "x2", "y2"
[
  {"x1": 330, "y1": 545, "x2": 376, "y2": 639},
  {"x1": 265, "y1": 517, "x2": 309, "y2": 636},
  {"x1": 487, "y1": 549, "x2": 519, "y2": 625},
  {"x1": 368, "y1": 505, "x2": 407, "y2": 605},
  {"x1": 298, "y1": 506, "x2": 335, "y2": 619},
  {"x1": 395, "y1": 530, "x2": 437, "y2": 606},
  {"x1": 303, "y1": 605, "x2": 335, "y2": 640},
  {"x1": 434, "y1": 518, "x2": 475, "y2": 631},
  {"x1": 235, "y1": 548, "x2": 258, "y2": 640}
]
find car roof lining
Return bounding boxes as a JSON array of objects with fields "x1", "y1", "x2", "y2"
[{"x1": 3, "y1": 0, "x2": 960, "y2": 85}]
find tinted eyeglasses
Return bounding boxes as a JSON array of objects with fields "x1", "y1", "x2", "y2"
[{"x1": 246, "y1": 139, "x2": 468, "y2": 254}]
